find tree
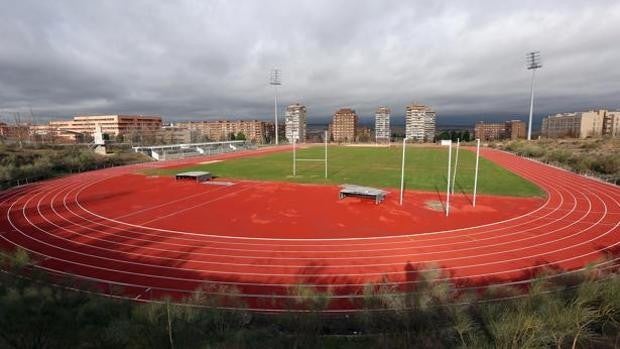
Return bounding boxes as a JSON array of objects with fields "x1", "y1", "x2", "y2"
[
  {"x1": 438, "y1": 131, "x2": 450, "y2": 140},
  {"x1": 463, "y1": 130, "x2": 471, "y2": 142},
  {"x1": 228, "y1": 132, "x2": 236, "y2": 141},
  {"x1": 450, "y1": 130, "x2": 458, "y2": 142},
  {"x1": 235, "y1": 132, "x2": 246, "y2": 141}
]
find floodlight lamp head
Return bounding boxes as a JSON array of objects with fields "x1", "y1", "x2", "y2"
[
  {"x1": 526, "y1": 51, "x2": 542, "y2": 70},
  {"x1": 270, "y1": 69, "x2": 282, "y2": 85}
]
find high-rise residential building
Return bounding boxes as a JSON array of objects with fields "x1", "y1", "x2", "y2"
[
  {"x1": 176, "y1": 120, "x2": 271, "y2": 143},
  {"x1": 541, "y1": 109, "x2": 619, "y2": 138},
  {"x1": 285, "y1": 103, "x2": 307, "y2": 143},
  {"x1": 330, "y1": 108, "x2": 358, "y2": 142},
  {"x1": 405, "y1": 103, "x2": 436, "y2": 142},
  {"x1": 375, "y1": 107, "x2": 391, "y2": 143},
  {"x1": 475, "y1": 120, "x2": 526, "y2": 141}
]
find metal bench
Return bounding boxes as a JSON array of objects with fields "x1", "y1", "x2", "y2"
[
  {"x1": 175, "y1": 171, "x2": 212, "y2": 182},
  {"x1": 339, "y1": 184, "x2": 388, "y2": 204}
]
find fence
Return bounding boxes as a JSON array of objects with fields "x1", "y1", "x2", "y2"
[{"x1": 133, "y1": 140, "x2": 256, "y2": 161}]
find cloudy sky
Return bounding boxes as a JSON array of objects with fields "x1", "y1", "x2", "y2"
[{"x1": 1, "y1": 1, "x2": 619, "y2": 125}]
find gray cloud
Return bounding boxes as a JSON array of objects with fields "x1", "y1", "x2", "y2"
[{"x1": 1, "y1": 0, "x2": 619, "y2": 125}]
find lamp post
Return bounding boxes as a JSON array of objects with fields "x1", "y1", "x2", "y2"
[
  {"x1": 473, "y1": 138, "x2": 480, "y2": 207},
  {"x1": 270, "y1": 68, "x2": 282, "y2": 145},
  {"x1": 526, "y1": 51, "x2": 542, "y2": 141},
  {"x1": 399, "y1": 137, "x2": 408, "y2": 205}
]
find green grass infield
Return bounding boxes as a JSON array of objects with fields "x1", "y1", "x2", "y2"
[{"x1": 145, "y1": 145, "x2": 544, "y2": 197}]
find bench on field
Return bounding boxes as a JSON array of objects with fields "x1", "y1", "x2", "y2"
[
  {"x1": 175, "y1": 171, "x2": 212, "y2": 182},
  {"x1": 339, "y1": 184, "x2": 388, "y2": 204}
]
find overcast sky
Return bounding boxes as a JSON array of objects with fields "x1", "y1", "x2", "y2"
[{"x1": 1, "y1": 0, "x2": 619, "y2": 125}]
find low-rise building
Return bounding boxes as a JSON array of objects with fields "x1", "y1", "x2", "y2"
[
  {"x1": 157, "y1": 126, "x2": 192, "y2": 144},
  {"x1": 541, "y1": 109, "x2": 618, "y2": 138},
  {"x1": 474, "y1": 120, "x2": 526, "y2": 141},
  {"x1": 176, "y1": 120, "x2": 272, "y2": 143},
  {"x1": 356, "y1": 126, "x2": 373, "y2": 142},
  {"x1": 474, "y1": 122, "x2": 505, "y2": 141},
  {"x1": 505, "y1": 120, "x2": 527, "y2": 139},
  {"x1": 48, "y1": 115, "x2": 162, "y2": 137},
  {"x1": 0, "y1": 122, "x2": 30, "y2": 141},
  {"x1": 603, "y1": 111, "x2": 620, "y2": 137}
]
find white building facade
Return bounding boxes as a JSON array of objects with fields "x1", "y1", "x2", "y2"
[
  {"x1": 405, "y1": 104, "x2": 436, "y2": 142},
  {"x1": 541, "y1": 109, "x2": 620, "y2": 138},
  {"x1": 375, "y1": 107, "x2": 391, "y2": 143},
  {"x1": 285, "y1": 103, "x2": 307, "y2": 142}
]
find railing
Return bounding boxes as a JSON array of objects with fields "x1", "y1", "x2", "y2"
[{"x1": 133, "y1": 140, "x2": 257, "y2": 161}]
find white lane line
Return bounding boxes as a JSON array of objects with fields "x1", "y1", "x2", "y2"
[
  {"x1": 13, "y1": 173, "x2": 616, "y2": 279},
  {"x1": 0, "y1": 147, "x2": 616, "y2": 304},
  {"x1": 52, "y1": 177, "x2": 563, "y2": 259},
  {"x1": 35, "y1": 148, "x2": 604, "y2": 268},
  {"x1": 71, "y1": 165, "x2": 556, "y2": 242},
  {"x1": 112, "y1": 183, "x2": 235, "y2": 220},
  {"x1": 138, "y1": 185, "x2": 253, "y2": 225}
]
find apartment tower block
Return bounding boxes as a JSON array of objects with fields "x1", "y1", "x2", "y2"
[
  {"x1": 285, "y1": 103, "x2": 307, "y2": 142},
  {"x1": 375, "y1": 107, "x2": 391, "y2": 143},
  {"x1": 405, "y1": 104, "x2": 436, "y2": 142},
  {"x1": 330, "y1": 108, "x2": 358, "y2": 142}
]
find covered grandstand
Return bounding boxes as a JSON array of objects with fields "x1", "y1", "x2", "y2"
[{"x1": 132, "y1": 140, "x2": 255, "y2": 160}]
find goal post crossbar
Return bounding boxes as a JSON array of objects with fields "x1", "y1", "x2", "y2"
[{"x1": 292, "y1": 130, "x2": 328, "y2": 178}]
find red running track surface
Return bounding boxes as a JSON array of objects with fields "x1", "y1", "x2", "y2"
[{"x1": 0, "y1": 147, "x2": 618, "y2": 311}]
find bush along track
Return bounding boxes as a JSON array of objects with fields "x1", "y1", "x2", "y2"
[{"x1": 0, "y1": 248, "x2": 619, "y2": 348}]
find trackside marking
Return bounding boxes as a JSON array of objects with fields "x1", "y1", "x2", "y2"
[{"x1": 1, "y1": 146, "x2": 618, "y2": 311}]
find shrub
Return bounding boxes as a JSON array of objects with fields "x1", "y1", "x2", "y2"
[
  {"x1": 518, "y1": 144, "x2": 545, "y2": 158},
  {"x1": 0, "y1": 144, "x2": 151, "y2": 189},
  {"x1": 590, "y1": 154, "x2": 620, "y2": 175},
  {"x1": 545, "y1": 149, "x2": 571, "y2": 164}
]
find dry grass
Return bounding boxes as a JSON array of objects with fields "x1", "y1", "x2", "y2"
[{"x1": 492, "y1": 138, "x2": 620, "y2": 184}]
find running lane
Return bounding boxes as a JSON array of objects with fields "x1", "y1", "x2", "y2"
[{"x1": 0, "y1": 147, "x2": 618, "y2": 311}]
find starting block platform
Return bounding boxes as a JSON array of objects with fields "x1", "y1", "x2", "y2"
[
  {"x1": 175, "y1": 171, "x2": 212, "y2": 182},
  {"x1": 339, "y1": 184, "x2": 388, "y2": 204}
]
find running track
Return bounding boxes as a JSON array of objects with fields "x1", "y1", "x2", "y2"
[{"x1": 0, "y1": 147, "x2": 618, "y2": 311}]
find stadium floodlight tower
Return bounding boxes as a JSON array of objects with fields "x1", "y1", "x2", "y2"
[
  {"x1": 270, "y1": 68, "x2": 282, "y2": 145},
  {"x1": 526, "y1": 51, "x2": 542, "y2": 141}
]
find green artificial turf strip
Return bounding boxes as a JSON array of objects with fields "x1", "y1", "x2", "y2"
[{"x1": 145, "y1": 146, "x2": 544, "y2": 197}]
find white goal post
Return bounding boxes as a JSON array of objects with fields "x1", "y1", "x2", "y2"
[{"x1": 293, "y1": 130, "x2": 328, "y2": 178}]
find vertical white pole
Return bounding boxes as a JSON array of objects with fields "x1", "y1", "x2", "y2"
[
  {"x1": 293, "y1": 135, "x2": 296, "y2": 176},
  {"x1": 399, "y1": 138, "x2": 406, "y2": 205},
  {"x1": 324, "y1": 130, "x2": 328, "y2": 178},
  {"x1": 451, "y1": 138, "x2": 460, "y2": 194},
  {"x1": 446, "y1": 141, "x2": 452, "y2": 216},
  {"x1": 527, "y1": 69, "x2": 536, "y2": 141},
  {"x1": 473, "y1": 138, "x2": 480, "y2": 207},
  {"x1": 274, "y1": 89, "x2": 279, "y2": 145}
]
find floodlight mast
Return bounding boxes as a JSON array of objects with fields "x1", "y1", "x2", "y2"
[
  {"x1": 446, "y1": 141, "x2": 452, "y2": 216},
  {"x1": 473, "y1": 138, "x2": 480, "y2": 207},
  {"x1": 399, "y1": 137, "x2": 407, "y2": 205},
  {"x1": 270, "y1": 69, "x2": 282, "y2": 145},
  {"x1": 526, "y1": 51, "x2": 542, "y2": 141}
]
